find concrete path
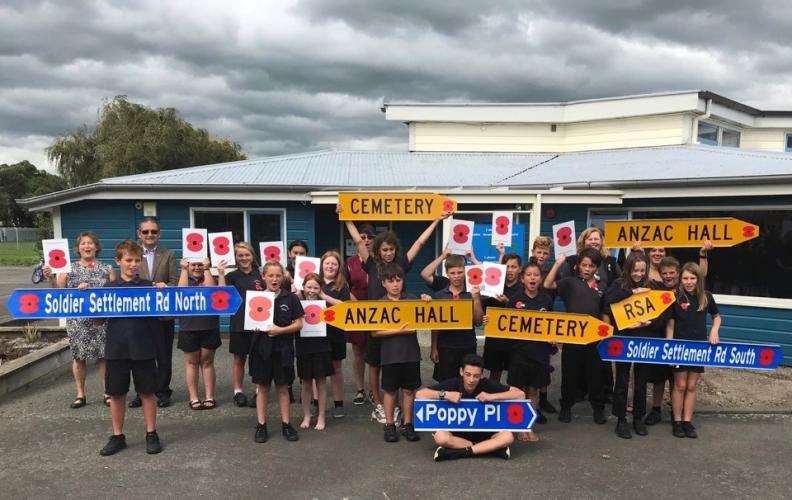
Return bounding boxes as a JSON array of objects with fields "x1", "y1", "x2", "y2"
[{"x1": 0, "y1": 342, "x2": 790, "y2": 499}]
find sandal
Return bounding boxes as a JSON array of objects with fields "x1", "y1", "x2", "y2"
[
  {"x1": 202, "y1": 399, "x2": 216, "y2": 410},
  {"x1": 70, "y1": 397, "x2": 87, "y2": 409},
  {"x1": 104, "y1": 395, "x2": 112, "y2": 407},
  {"x1": 189, "y1": 399, "x2": 203, "y2": 410}
]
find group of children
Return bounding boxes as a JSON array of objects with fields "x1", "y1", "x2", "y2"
[{"x1": 95, "y1": 214, "x2": 721, "y2": 456}]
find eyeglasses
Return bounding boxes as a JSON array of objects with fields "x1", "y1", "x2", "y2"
[{"x1": 140, "y1": 230, "x2": 159, "y2": 235}]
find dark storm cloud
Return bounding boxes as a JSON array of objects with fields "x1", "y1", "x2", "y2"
[{"x1": 0, "y1": 0, "x2": 790, "y2": 171}]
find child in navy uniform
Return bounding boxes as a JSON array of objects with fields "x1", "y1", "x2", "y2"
[
  {"x1": 251, "y1": 261, "x2": 304, "y2": 443},
  {"x1": 100, "y1": 240, "x2": 163, "y2": 456},
  {"x1": 374, "y1": 264, "x2": 423, "y2": 443},
  {"x1": 666, "y1": 262, "x2": 721, "y2": 439}
]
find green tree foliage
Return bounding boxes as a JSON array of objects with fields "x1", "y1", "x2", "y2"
[
  {"x1": 0, "y1": 161, "x2": 62, "y2": 227},
  {"x1": 47, "y1": 96, "x2": 246, "y2": 187}
]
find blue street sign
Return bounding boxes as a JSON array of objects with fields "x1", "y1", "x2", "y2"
[
  {"x1": 7, "y1": 286, "x2": 242, "y2": 319},
  {"x1": 414, "y1": 399, "x2": 537, "y2": 432},
  {"x1": 598, "y1": 336, "x2": 782, "y2": 370}
]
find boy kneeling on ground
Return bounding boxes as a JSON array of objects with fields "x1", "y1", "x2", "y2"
[{"x1": 416, "y1": 354, "x2": 525, "y2": 462}]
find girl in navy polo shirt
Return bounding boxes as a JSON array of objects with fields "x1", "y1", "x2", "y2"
[{"x1": 665, "y1": 262, "x2": 721, "y2": 439}]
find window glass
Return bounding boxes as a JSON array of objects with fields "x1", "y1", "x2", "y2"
[
  {"x1": 193, "y1": 211, "x2": 244, "y2": 246},
  {"x1": 721, "y1": 128, "x2": 741, "y2": 148},
  {"x1": 697, "y1": 122, "x2": 719, "y2": 145},
  {"x1": 632, "y1": 210, "x2": 792, "y2": 299}
]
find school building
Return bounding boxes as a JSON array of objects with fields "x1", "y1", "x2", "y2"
[{"x1": 20, "y1": 90, "x2": 792, "y2": 364}]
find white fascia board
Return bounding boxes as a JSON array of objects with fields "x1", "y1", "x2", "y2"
[
  {"x1": 385, "y1": 92, "x2": 701, "y2": 124},
  {"x1": 622, "y1": 184, "x2": 792, "y2": 199}
]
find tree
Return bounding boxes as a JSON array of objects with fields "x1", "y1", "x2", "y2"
[
  {"x1": 47, "y1": 96, "x2": 246, "y2": 187},
  {"x1": 0, "y1": 161, "x2": 62, "y2": 227}
]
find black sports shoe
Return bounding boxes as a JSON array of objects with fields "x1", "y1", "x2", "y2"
[
  {"x1": 99, "y1": 434, "x2": 126, "y2": 456},
  {"x1": 633, "y1": 419, "x2": 648, "y2": 436},
  {"x1": 401, "y1": 423, "x2": 420, "y2": 442},
  {"x1": 254, "y1": 423, "x2": 268, "y2": 443},
  {"x1": 559, "y1": 408, "x2": 572, "y2": 423},
  {"x1": 128, "y1": 396, "x2": 142, "y2": 408},
  {"x1": 672, "y1": 421, "x2": 686, "y2": 438},
  {"x1": 233, "y1": 392, "x2": 248, "y2": 407},
  {"x1": 593, "y1": 409, "x2": 607, "y2": 425},
  {"x1": 616, "y1": 420, "x2": 632, "y2": 439},
  {"x1": 682, "y1": 421, "x2": 698, "y2": 439},
  {"x1": 145, "y1": 431, "x2": 162, "y2": 454},
  {"x1": 282, "y1": 422, "x2": 299, "y2": 442},
  {"x1": 384, "y1": 423, "x2": 399, "y2": 443},
  {"x1": 539, "y1": 398, "x2": 557, "y2": 414},
  {"x1": 491, "y1": 446, "x2": 510, "y2": 460},
  {"x1": 644, "y1": 408, "x2": 662, "y2": 426}
]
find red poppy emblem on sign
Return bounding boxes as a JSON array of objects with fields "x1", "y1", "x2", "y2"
[
  {"x1": 466, "y1": 267, "x2": 483, "y2": 286},
  {"x1": 210, "y1": 291, "x2": 230, "y2": 311},
  {"x1": 453, "y1": 224, "x2": 470, "y2": 244},
  {"x1": 495, "y1": 216, "x2": 510, "y2": 235},
  {"x1": 48, "y1": 249, "x2": 67, "y2": 269},
  {"x1": 304, "y1": 304, "x2": 323, "y2": 325},
  {"x1": 212, "y1": 236, "x2": 230, "y2": 256},
  {"x1": 263, "y1": 245, "x2": 281, "y2": 262},
  {"x1": 248, "y1": 296, "x2": 272, "y2": 322},
  {"x1": 186, "y1": 232, "x2": 204, "y2": 252},
  {"x1": 19, "y1": 294, "x2": 40, "y2": 314}
]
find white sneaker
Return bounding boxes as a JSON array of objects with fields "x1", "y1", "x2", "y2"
[
  {"x1": 394, "y1": 406, "x2": 402, "y2": 427},
  {"x1": 371, "y1": 404, "x2": 386, "y2": 424}
]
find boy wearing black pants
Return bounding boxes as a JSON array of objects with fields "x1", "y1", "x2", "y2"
[
  {"x1": 544, "y1": 248, "x2": 609, "y2": 425},
  {"x1": 100, "y1": 240, "x2": 163, "y2": 456},
  {"x1": 374, "y1": 264, "x2": 422, "y2": 443}
]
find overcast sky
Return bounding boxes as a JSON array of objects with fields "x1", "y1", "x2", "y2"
[{"x1": 1, "y1": 0, "x2": 790, "y2": 172}]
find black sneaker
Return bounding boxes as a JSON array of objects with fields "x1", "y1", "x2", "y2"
[
  {"x1": 254, "y1": 423, "x2": 268, "y2": 443},
  {"x1": 401, "y1": 423, "x2": 420, "y2": 442},
  {"x1": 539, "y1": 399, "x2": 557, "y2": 414},
  {"x1": 616, "y1": 420, "x2": 632, "y2": 439},
  {"x1": 672, "y1": 421, "x2": 686, "y2": 438},
  {"x1": 384, "y1": 423, "x2": 399, "y2": 443},
  {"x1": 99, "y1": 434, "x2": 126, "y2": 456},
  {"x1": 247, "y1": 393, "x2": 257, "y2": 408},
  {"x1": 145, "y1": 431, "x2": 162, "y2": 454},
  {"x1": 633, "y1": 419, "x2": 648, "y2": 436},
  {"x1": 644, "y1": 408, "x2": 662, "y2": 426},
  {"x1": 559, "y1": 408, "x2": 572, "y2": 423},
  {"x1": 682, "y1": 422, "x2": 698, "y2": 439},
  {"x1": 593, "y1": 409, "x2": 607, "y2": 425},
  {"x1": 282, "y1": 422, "x2": 299, "y2": 442},
  {"x1": 233, "y1": 392, "x2": 248, "y2": 407},
  {"x1": 128, "y1": 396, "x2": 142, "y2": 408},
  {"x1": 491, "y1": 446, "x2": 510, "y2": 460},
  {"x1": 537, "y1": 412, "x2": 548, "y2": 425}
]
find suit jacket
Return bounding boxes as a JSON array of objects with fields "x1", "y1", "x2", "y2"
[{"x1": 138, "y1": 245, "x2": 179, "y2": 285}]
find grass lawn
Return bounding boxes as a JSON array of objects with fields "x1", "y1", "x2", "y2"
[{"x1": 0, "y1": 241, "x2": 40, "y2": 266}]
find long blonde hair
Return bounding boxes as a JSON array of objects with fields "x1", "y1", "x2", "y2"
[
  {"x1": 320, "y1": 250, "x2": 348, "y2": 292},
  {"x1": 576, "y1": 227, "x2": 610, "y2": 259},
  {"x1": 679, "y1": 262, "x2": 708, "y2": 311}
]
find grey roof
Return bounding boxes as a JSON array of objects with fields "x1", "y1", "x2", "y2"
[{"x1": 19, "y1": 145, "x2": 792, "y2": 209}]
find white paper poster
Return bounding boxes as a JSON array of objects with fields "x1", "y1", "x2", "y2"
[
  {"x1": 491, "y1": 211, "x2": 513, "y2": 246},
  {"x1": 259, "y1": 241, "x2": 287, "y2": 267},
  {"x1": 182, "y1": 228, "x2": 208, "y2": 262},
  {"x1": 208, "y1": 231, "x2": 235, "y2": 268},
  {"x1": 300, "y1": 300, "x2": 327, "y2": 337},
  {"x1": 244, "y1": 290, "x2": 275, "y2": 331},
  {"x1": 552, "y1": 220, "x2": 577, "y2": 259},
  {"x1": 293, "y1": 256, "x2": 321, "y2": 290},
  {"x1": 42, "y1": 238, "x2": 72, "y2": 274},
  {"x1": 448, "y1": 218, "x2": 475, "y2": 255}
]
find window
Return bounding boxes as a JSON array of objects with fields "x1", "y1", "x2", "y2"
[
  {"x1": 786, "y1": 133, "x2": 792, "y2": 152},
  {"x1": 632, "y1": 209, "x2": 792, "y2": 299},
  {"x1": 697, "y1": 121, "x2": 741, "y2": 148}
]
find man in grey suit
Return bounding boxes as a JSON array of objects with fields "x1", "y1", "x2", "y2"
[{"x1": 130, "y1": 216, "x2": 179, "y2": 408}]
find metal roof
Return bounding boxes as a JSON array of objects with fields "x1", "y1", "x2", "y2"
[{"x1": 18, "y1": 145, "x2": 792, "y2": 210}]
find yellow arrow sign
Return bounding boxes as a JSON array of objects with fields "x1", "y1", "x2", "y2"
[
  {"x1": 323, "y1": 299, "x2": 473, "y2": 331},
  {"x1": 338, "y1": 192, "x2": 457, "y2": 221},
  {"x1": 609, "y1": 290, "x2": 675, "y2": 331},
  {"x1": 603, "y1": 218, "x2": 759, "y2": 248},
  {"x1": 484, "y1": 308, "x2": 613, "y2": 345}
]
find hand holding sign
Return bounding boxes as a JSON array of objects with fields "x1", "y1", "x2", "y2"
[
  {"x1": 182, "y1": 228, "x2": 208, "y2": 262},
  {"x1": 552, "y1": 221, "x2": 576, "y2": 259},
  {"x1": 208, "y1": 231, "x2": 235, "y2": 268},
  {"x1": 491, "y1": 211, "x2": 513, "y2": 246},
  {"x1": 42, "y1": 238, "x2": 72, "y2": 274},
  {"x1": 448, "y1": 218, "x2": 474, "y2": 255}
]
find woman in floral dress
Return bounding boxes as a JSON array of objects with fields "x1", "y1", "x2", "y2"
[{"x1": 44, "y1": 231, "x2": 116, "y2": 408}]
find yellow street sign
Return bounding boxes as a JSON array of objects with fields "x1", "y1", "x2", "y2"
[
  {"x1": 604, "y1": 218, "x2": 759, "y2": 248},
  {"x1": 323, "y1": 299, "x2": 473, "y2": 331},
  {"x1": 609, "y1": 290, "x2": 675, "y2": 331},
  {"x1": 338, "y1": 192, "x2": 457, "y2": 221},
  {"x1": 484, "y1": 308, "x2": 613, "y2": 345}
]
